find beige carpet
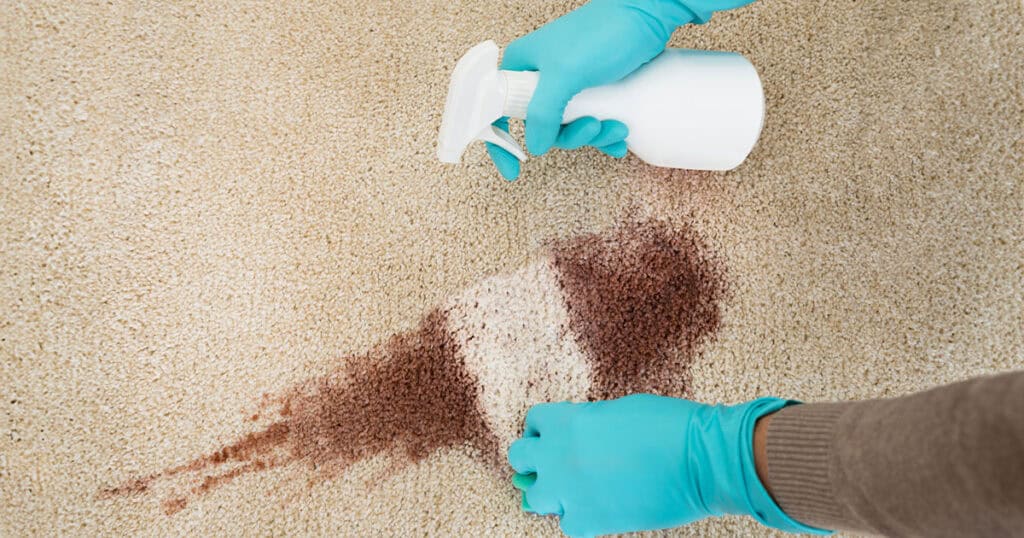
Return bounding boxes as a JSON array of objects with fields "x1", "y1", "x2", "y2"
[{"x1": 2, "y1": 0, "x2": 1022, "y2": 536}]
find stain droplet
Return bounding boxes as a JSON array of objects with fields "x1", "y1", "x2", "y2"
[
  {"x1": 162, "y1": 498, "x2": 186, "y2": 515},
  {"x1": 101, "y1": 476, "x2": 152, "y2": 496}
]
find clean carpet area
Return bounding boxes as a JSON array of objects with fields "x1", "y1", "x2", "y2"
[{"x1": 2, "y1": 1, "x2": 1022, "y2": 536}]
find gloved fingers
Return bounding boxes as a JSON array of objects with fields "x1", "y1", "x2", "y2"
[
  {"x1": 587, "y1": 119, "x2": 629, "y2": 148},
  {"x1": 499, "y1": 39, "x2": 536, "y2": 71},
  {"x1": 524, "y1": 480, "x2": 563, "y2": 516},
  {"x1": 525, "y1": 74, "x2": 579, "y2": 156},
  {"x1": 511, "y1": 472, "x2": 537, "y2": 491},
  {"x1": 508, "y1": 437, "x2": 541, "y2": 474},
  {"x1": 596, "y1": 141, "x2": 628, "y2": 159},
  {"x1": 486, "y1": 117, "x2": 520, "y2": 181},
  {"x1": 524, "y1": 401, "x2": 569, "y2": 437},
  {"x1": 514, "y1": 472, "x2": 538, "y2": 513},
  {"x1": 520, "y1": 491, "x2": 532, "y2": 512},
  {"x1": 487, "y1": 143, "x2": 521, "y2": 181},
  {"x1": 554, "y1": 117, "x2": 602, "y2": 150}
]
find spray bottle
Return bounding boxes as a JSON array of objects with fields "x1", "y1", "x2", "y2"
[{"x1": 438, "y1": 40, "x2": 765, "y2": 171}]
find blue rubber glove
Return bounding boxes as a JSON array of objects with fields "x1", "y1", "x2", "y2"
[
  {"x1": 488, "y1": 0, "x2": 758, "y2": 180},
  {"x1": 508, "y1": 394, "x2": 832, "y2": 537}
]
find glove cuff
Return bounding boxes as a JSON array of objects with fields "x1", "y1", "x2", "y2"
[{"x1": 727, "y1": 398, "x2": 834, "y2": 535}]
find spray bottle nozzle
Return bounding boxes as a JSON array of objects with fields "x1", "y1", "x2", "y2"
[{"x1": 437, "y1": 41, "x2": 532, "y2": 164}]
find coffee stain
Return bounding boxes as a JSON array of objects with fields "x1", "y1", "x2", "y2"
[
  {"x1": 101, "y1": 219, "x2": 726, "y2": 515},
  {"x1": 101, "y1": 309, "x2": 497, "y2": 514},
  {"x1": 551, "y1": 219, "x2": 725, "y2": 399}
]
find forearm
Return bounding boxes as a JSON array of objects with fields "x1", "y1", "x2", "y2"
[{"x1": 761, "y1": 371, "x2": 1024, "y2": 536}]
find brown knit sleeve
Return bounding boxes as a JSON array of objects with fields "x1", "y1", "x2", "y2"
[{"x1": 765, "y1": 371, "x2": 1024, "y2": 536}]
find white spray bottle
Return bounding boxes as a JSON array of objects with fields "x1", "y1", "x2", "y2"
[{"x1": 438, "y1": 40, "x2": 765, "y2": 171}]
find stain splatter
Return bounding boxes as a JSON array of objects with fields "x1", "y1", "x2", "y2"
[
  {"x1": 101, "y1": 219, "x2": 726, "y2": 514},
  {"x1": 551, "y1": 219, "x2": 725, "y2": 399},
  {"x1": 101, "y1": 476, "x2": 152, "y2": 497},
  {"x1": 161, "y1": 498, "x2": 187, "y2": 516},
  {"x1": 102, "y1": 309, "x2": 497, "y2": 514}
]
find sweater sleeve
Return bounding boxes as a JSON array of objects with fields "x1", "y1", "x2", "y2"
[{"x1": 765, "y1": 371, "x2": 1024, "y2": 536}]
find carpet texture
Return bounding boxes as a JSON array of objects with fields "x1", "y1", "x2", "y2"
[{"x1": 2, "y1": 1, "x2": 1022, "y2": 536}]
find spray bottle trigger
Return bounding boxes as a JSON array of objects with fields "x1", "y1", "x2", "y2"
[{"x1": 477, "y1": 124, "x2": 527, "y2": 161}]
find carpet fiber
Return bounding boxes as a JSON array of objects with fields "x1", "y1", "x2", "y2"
[{"x1": 2, "y1": 1, "x2": 1022, "y2": 536}]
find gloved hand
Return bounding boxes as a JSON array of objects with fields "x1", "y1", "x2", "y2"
[
  {"x1": 508, "y1": 394, "x2": 831, "y2": 537},
  {"x1": 488, "y1": 0, "x2": 758, "y2": 180}
]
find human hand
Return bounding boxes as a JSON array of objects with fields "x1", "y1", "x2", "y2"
[
  {"x1": 487, "y1": 0, "x2": 761, "y2": 180},
  {"x1": 508, "y1": 394, "x2": 826, "y2": 537},
  {"x1": 487, "y1": 0, "x2": 684, "y2": 180}
]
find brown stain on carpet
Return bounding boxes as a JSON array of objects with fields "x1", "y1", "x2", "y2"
[
  {"x1": 551, "y1": 219, "x2": 725, "y2": 399},
  {"x1": 101, "y1": 309, "x2": 497, "y2": 514},
  {"x1": 101, "y1": 219, "x2": 725, "y2": 514}
]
